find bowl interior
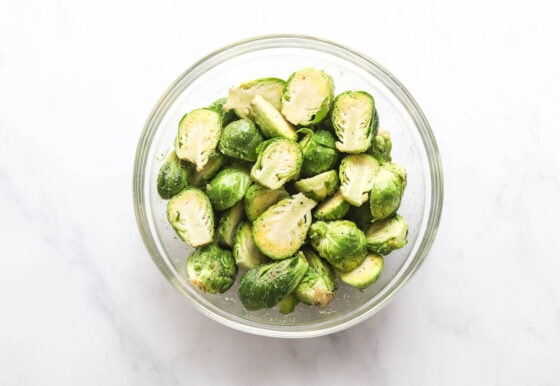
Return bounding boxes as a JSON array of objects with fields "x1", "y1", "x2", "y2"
[{"x1": 134, "y1": 36, "x2": 442, "y2": 337}]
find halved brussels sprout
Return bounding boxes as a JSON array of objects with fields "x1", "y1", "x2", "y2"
[
  {"x1": 167, "y1": 188, "x2": 214, "y2": 247},
  {"x1": 278, "y1": 293, "x2": 299, "y2": 314},
  {"x1": 294, "y1": 170, "x2": 339, "y2": 201},
  {"x1": 298, "y1": 129, "x2": 339, "y2": 177},
  {"x1": 244, "y1": 184, "x2": 289, "y2": 222},
  {"x1": 331, "y1": 91, "x2": 378, "y2": 154},
  {"x1": 189, "y1": 152, "x2": 225, "y2": 187},
  {"x1": 233, "y1": 221, "x2": 268, "y2": 270},
  {"x1": 338, "y1": 253, "x2": 383, "y2": 290},
  {"x1": 250, "y1": 138, "x2": 302, "y2": 190},
  {"x1": 294, "y1": 249, "x2": 336, "y2": 307},
  {"x1": 370, "y1": 129, "x2": 392, "y2": 163},
  {"x1": 223, "y1": 77, "x2": 285, "y2": 120},
  {"x1": 186, "y1": 243, "x2": 237, "y2": 294},
  {"x1": 208, "y1": 97, "x2": 237, "y2": 127},
  {"x1": 312, "y1": 130, "x2": 337, "y2": 148},
  {"x1": 252, "y1": 193, "x2": 317, "y2": 259},
  {"x1": 238, "y1": 252, "x2": 308, "y2": 311},
  {"x1": 309, "y1": 220, "x2": 367, "y2": 272},
  {"x1": 251, "y1": 95, "x2": 297, "y2": 141},
  {"x1": 339, "y1": 154, "x2": 380, "y2": 206},
  {"x1": 216, "y1": 201, "x2": 245, "y2": 248},
  {"x1": 175, "y1": 108, "x2": 222, "y2": 171},
  {"x1": 365, "y1": 214, "x2": 408, "y2": 255},
  {"x1": 218, "y1": 119, "x2": 264, "y2": 161},
  {"x1": 206, "y1": 166, "x2": 252, "y2": 211},
  {"x1": 294, "y1": 267, "x2": 334, "y2": 307},
  {"x1": 304, "y1": 248, "x2": 337, "y2": 292},
  {"x1": 314, "y1": 190, "x2": 350, "y2": 220},
  {"x1": 370, "y1": 163, "x2": 407, "y2": 220},
  {"x1": 281, "y1": 68, "x2": 334, "y2": 126},
  {"x1": 157, "y1": 152, "x2": 191, "y2": 199}
]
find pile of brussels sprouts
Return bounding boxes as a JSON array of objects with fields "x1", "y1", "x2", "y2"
[{"x1": 157, "y1": 68, "x2": 408, "y2": 313}]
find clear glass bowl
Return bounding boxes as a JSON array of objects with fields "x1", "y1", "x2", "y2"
[{"x1": 133, "y1": 35, "x2": 443, "y2": 338}]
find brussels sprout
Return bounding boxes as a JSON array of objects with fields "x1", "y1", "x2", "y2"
[
  {"x1": 175, "y1": 108, "x2": 222, "y2": 171},
  {"x1": 338, "y1": 253, "x2": 383, "y2": 290},
  {"x1": 294, "y1": 170, "x2": 339, "y2": 201},
  {"x1": 251, "y1": 95, "x2": 297, "y2": 141},
  {"x1": 294, "y1": 249, "x2": 336, "y2": 307},
  {"x1": 309, "y1": 220, "x2": 367, "y2": 272},
  {"x1": 186, "y1": 243, "x2": 237, "y2": 294},
  {"x1": 365, "y1": 214, "x2": 408, "y2": 255},
  {"x1": 206, "y1": 166, "x2": 252, "y2": 211},
  {"x1": 339, "y1": 154, "x2": 380, "y2": 206},
  {"x1": 281, "y1": 68, "x2": 334, "y2": 126},
  {"x1": 298, "y1": 129, "x2": 339, "y2": 177},
  {"x1": 167, "y1": 188, "x2": 214, "y2": 247},
  {"x1": 370, "y1": 129, "x2": 392, "y2": 163},
  {"x1": 218, "y1": 119, "x2": 264, "y2": 162},
  {"x1": 294, "y1": 267, "x2": 334, "y2": 307},
  {"x1": 314, "y1": 190, "x2": 350, "y2": 220},
  {"x1": 190, "y1": 152, "x2": 225, "y2": 187},
  {"x1": 253, "y1": 193, "x2": 317, "y2": 259},
  {"x1": 238, "y1": 252, "x2": 309, "y2": 311},
  {"x1": 331, "y1": 91, "x2": 378, "y2": 154},
  {"x1": 313, "y1": 129, "x2": 336, "y2": 147},
  {"x1": 303, "y1": 248, "x2": 337, "y2": 292},
  {"x1": 345, "y1": 201, "x2": 373, "y2": 230},
  {"x1": 278, "y1": 293, "x2": 299, "y2": 314},
  {"x1": 208, "y1": 97, "x2": 237, "y2": 127},
  {"x1": 250, "y1": 138, "x2": 302, "y2": 190},
  {"x1": 157, "y1": 152, "x2": 191, "y2": 199},
  {"x1": 216, "y1": 201, "x2": 245, "y2": 248},
  {"x1": 370, "y1": 163, "x2": 407, "y2": 220},
  {"x1": 224, "y1": 77, "x2": 285, "y2": 120},
  {"x1": 233, "y1": 221, "x2": 268, "y2": 270},
  {"x1": 244, "y1": 184, "x2": 290, "y2": 222}
]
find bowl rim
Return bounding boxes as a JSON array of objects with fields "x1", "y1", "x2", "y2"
[{"x1": 133, "y1": 34, "x2": 443, "y2": 338}]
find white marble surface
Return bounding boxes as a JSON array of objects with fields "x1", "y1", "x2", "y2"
[{"x1": 1, "y1": 1, "x2": 559, "y2": 385}]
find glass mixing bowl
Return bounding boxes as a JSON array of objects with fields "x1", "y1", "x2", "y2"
[{"x1": 133, "y1": 35, "x2": 443, "y2": 338}]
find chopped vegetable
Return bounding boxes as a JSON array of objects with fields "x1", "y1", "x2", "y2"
[
  {"x1": 244, "y1": 184, "x2": 289, "y2": 222},
  {"x1": 206, "y1": 166, "x2": 251, "y2": 211},
  {"x1": 233, "y1": 221, "x2": 268, "y2": 270},
  {"x1": 250, "y1": 138, "x2": 302, "y2": 190},
  {"x1": 167, "y1": 187, "x2": 214, "y2": 247},
  {"x1": 339, "y1": 154, "x2": 380, "y2": 206},
  {"x1": 370, "y1": 129, "x2": 392, "y2": 163},
  {"x1": 294, "y1": 170, "x2": 339, "y2": 201},
  {"x1": 298, "y1": 129, "x2": 339, "y2": 177},
  {"x1": 218, "y1": 119, "x2": 264, "y2": 162},
  {"x1": 175, "y1": 108, "x2": 222, "y2": 171},
  {"x1": 369, "y1": 163, "x2": 407, "y2": 220},
  {"x1": 216, "y1": 201, "x2": 245, "y2": 248},
  {"x1": 309, "y1": 220, "x2": 367, "y2": 272},
  {"x1": 238, "y1": 253, "x2": 308, "y2": 310},
  {"x1": 314, "y1": 190, "x2": 351, "y2": 220},
  {"x1": 365, "y1": 214, "x2": 408, "y2": 255},
  {"x1": 224, "y1": 77, "x2": 285, "y2": 120},
  {"x1": 159, "y1": 67, "x2": 410, "y2": 312},
  {"x1": 157, "y1": 152, "x2": 191, "y2": 199},
  {"x1": 281, "y1": 68, "x2": 334, "y2": 126},
  {"x1": 252, "y1": 193, "x2": 317, "y2": 259},
  {"x1": 331, "y1": 91, "x2": 378, "y2": 154},
  {"x1": 294, "y1": 249, "x2": 336, "y2": 307},
  {"x1": 186, "y1": 243, "x2": 237, "y2": 294},
  {"x1": 251, "y1": 95, "x2": 297, "y2": 140},
  {"x1": 338, "y1": 253, "x2": 383, "y2": 289}
]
